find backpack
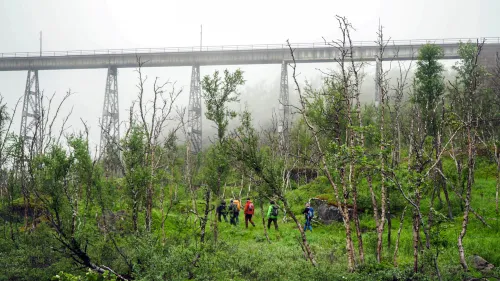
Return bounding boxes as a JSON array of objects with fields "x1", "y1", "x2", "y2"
[
  {"x1": 248, "y1": 203, "x2": 254, "y2": 212},
  {"x1": 307, "y1": 207, "x2": 314, "y2": 220},
  {"x1": 234, "y1": 200, "x2": 241, "y2": 211},
  {"x1": 271, "y1": 205, "x2": 279, "y2": 217},
  {"x1": 229, "y1": 203, "x2": 236, "y2": 214}
]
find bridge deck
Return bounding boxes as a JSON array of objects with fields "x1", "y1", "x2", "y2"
[{"x1": 1, "y1": 38, "x2": 499, "y2": 71}]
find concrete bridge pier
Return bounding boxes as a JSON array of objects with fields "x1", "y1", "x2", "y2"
[{"x1": 188, "y1": 65, "x2": 202, "y2": 154}]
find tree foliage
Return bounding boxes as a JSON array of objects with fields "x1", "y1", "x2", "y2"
[
  {"x1": 414, "y1": 44, "x2": 445, "y2": 136},
  {"x1": 202, "y1": 69, "x2": 245, "y2": 142}
]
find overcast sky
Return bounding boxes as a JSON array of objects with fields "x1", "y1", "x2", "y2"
[{"x1": 0, "y1": 0, "x2": 499, "y2": 149}]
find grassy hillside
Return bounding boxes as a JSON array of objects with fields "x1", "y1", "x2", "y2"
[
  {"x1": 1, "y1": 151, "x2": 499, "y2": 281},
  {"x1": 130, "y1": 158, "x2": 500, "y2": 280}
]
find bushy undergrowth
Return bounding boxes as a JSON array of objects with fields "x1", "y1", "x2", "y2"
[{"x1": 1, "y1": 157, "x2": 499, "y2": 280}]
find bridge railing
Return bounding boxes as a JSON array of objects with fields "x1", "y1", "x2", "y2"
[{"x1": 1, "y1": 37, "x2": 499, "y2": 58}]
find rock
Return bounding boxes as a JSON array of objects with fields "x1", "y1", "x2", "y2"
[
  {"x1": 472, "y1": 255, "x2": 495, "y2": 272},
  {"x1": 310, "y1": 198, "x2": 353, "y2": 224},
  {"x1": 97, "y1": 210, "x2": 128, "y2": 232},
  {"x1": 288, "y1": 167, "x2": 319, "y2": 184}
]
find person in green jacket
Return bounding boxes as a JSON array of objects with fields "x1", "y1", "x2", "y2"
[{"x1": 266, "y1": 200, "x2": 279, "y2": 230}]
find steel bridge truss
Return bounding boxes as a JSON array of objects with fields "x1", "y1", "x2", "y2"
[
  {"x1": 188, "y1": 65, "x2": 202, "y2": 154},
  {"x1": 100, "y1": 66, "x2": 120, "y2": 174},
  {"x1": 20, "y1": 70, "x2": 42, "y2": 158}
]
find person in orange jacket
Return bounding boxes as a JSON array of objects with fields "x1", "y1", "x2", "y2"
[
  {"x1": 243, "y1": 197, "x2": 256, "y2": 228},
  {"x1": 232, "y1": 198, "x2": 241, "y2": 224}
]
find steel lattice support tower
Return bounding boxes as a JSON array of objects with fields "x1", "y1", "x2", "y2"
[
  {"x1": 188, "y1": 65, "x2": 202, "y2": 154},
  {"x1": 278, "y1": 61, "x2": 290, "y2": 153},
  {"x1": 100, "y1": 66, "x2": 121, "y2": 174},
  {"x1": 20, "y1": 70, "x2": 42, "y2": 157}
]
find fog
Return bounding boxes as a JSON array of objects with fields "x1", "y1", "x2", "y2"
[{"x1": 0, "y1": 0, "x2": 499, "y2": 150}]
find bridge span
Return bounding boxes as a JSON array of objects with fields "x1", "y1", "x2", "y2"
[
  {"x1": 2, "y1": 38, "x2": 499, "y2": 167},
  {"x1": 1, "y1": 38, "x2": 500, "y2": 70}
]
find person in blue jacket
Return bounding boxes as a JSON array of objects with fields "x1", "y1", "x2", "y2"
[{"x1": 303, "y1": 202, "x2": 314, "y2": 232}]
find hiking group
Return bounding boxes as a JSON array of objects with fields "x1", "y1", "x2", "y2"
[{"x1": 216, "y1": 198, "x2": 314, "y2": 232}]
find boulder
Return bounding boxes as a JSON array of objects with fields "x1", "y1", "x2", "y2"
[
  {"x1": 288, "y1": 167, "x2": 319, "y2": 184},
  {"x1": 97, "y1": 210, "x2": 127, "y2": 232},
  {"x1": 310, "y1": 198, "x2": 353, "y2": 224},
  {"x1": 472, "y1": 255, "x2": 495, "y2": 272}
]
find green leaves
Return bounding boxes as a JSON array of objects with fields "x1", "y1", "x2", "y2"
[
  {"x1": 450, "y1": 43, "x2": 487, "y2": 107},
  {"x1": 201, "y1": 69, "x2": 245, "y2": 196},
  {"x1": 228, "y1": 109, "x2": 284, "y2": 198},
  {"x1": 202, "y1": 69, "x2": 245, "y2": 142},
  {"x1": 304, "y1": 82, "x2": 348, "y2": 144},
  {"x1": 122, "y1": 125, "x2": 149, "y2": 193},
  {"x1": 414, "y1": 44, "x2": 445, "y2": 137}
]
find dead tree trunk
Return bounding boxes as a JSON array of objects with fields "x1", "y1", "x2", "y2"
[
  {"x1": 287, "y1": 40, "x2": 356, "y2": 271},
  {"x1": 458, "y1": 125, "x2": 475, "y2": 271},
  {"x1": 437, "y1": 105, "x2": 453, "y2": 219},
  {"x1": 351, "y1": 169, "x2": 364, "y2": 263},
  {"x1": 376, "y1": 83, "x2": 388, "y2": 264},
  {"x1": 132, "y1": 189, "x2": 139, "y2": 232},
  {"x1": 413, "y1": 193, "x2": 421, "y2": 273},
  {"x1": 496, "y1": 144, "x2": 499, "y2": 213},
  {"x1": 199, "y1": 187, "x2": 211, "y2": 244},
  {"x1": 281, "y1": 196, "x2": 317, "y2": 266},
  {"x1": 368, "y1": 174, "x2": 380, "y2": 232},
  {"x1": 160, "y1": 185, "x2": 166, "y2": 245},
  {"x1": 259, "y1": 198, "x2": 271, "y2": 244},
  {"x1": 145, "y1": 150, "x2": 154, "y2": 232},
  {"x1": 375, "y1": 22, "x2": 389, "y2": 263},
  {"x1": 393, "y1": 206, "x2": 407, "y2": 267}
]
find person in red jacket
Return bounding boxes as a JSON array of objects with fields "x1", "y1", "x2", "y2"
[{"x1": 243, "y1": 197, "x2": 256, "y2": 228}]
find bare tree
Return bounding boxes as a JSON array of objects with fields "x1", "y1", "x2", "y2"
[
  {"x1": 448, "y1": 41, "x2": 486, "y2": 271},
  {"x1": 393, "y1": 206, "x2": 407, "y2": 267},
  {"x1": 374, "y1": 21, "x2": 393, "y2": 263},
  {"x1": 338, "y1": 15, "x2": 367, "y2": 263},
  {"x1": 134, "y1": 57, "x2": 182, "y2": 232},
  {"x1": 287, "y1": 27, "x2": 357, "y2": 269},
  {"x1": 388, "y1": 49, "x2": 414, "y2": 251}
]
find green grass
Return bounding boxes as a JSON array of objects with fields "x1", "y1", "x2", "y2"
[
  {"x1": 153, "y1": 157, "x2": 500, "y2": 280},
  {"x1": 2, "y1": 157, "x2": 499, "y2": 280}
]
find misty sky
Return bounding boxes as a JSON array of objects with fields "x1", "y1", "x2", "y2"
[{"x1": 0, "y1": 0, "x2": 499, "y2": 150}]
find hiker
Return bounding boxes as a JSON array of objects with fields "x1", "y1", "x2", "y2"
[
  {"x1": 216, "y1": 200, "x2": 228, "y2": 222},
  {"x1": 233, "y1": 198, "x2": 241, "y2": 224},
  {"x1": 228, "y1": 199, "x2": 238, "y2": 226},
  {"x1": 266, "y1": 200, "x2": 279, "y2": 230},
  {"x1": 243, "y1": 197, "x2": 256, "y2": 228},
  {"x1": 303, "y1": 202, "x2": 314, "y2": 232}
]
